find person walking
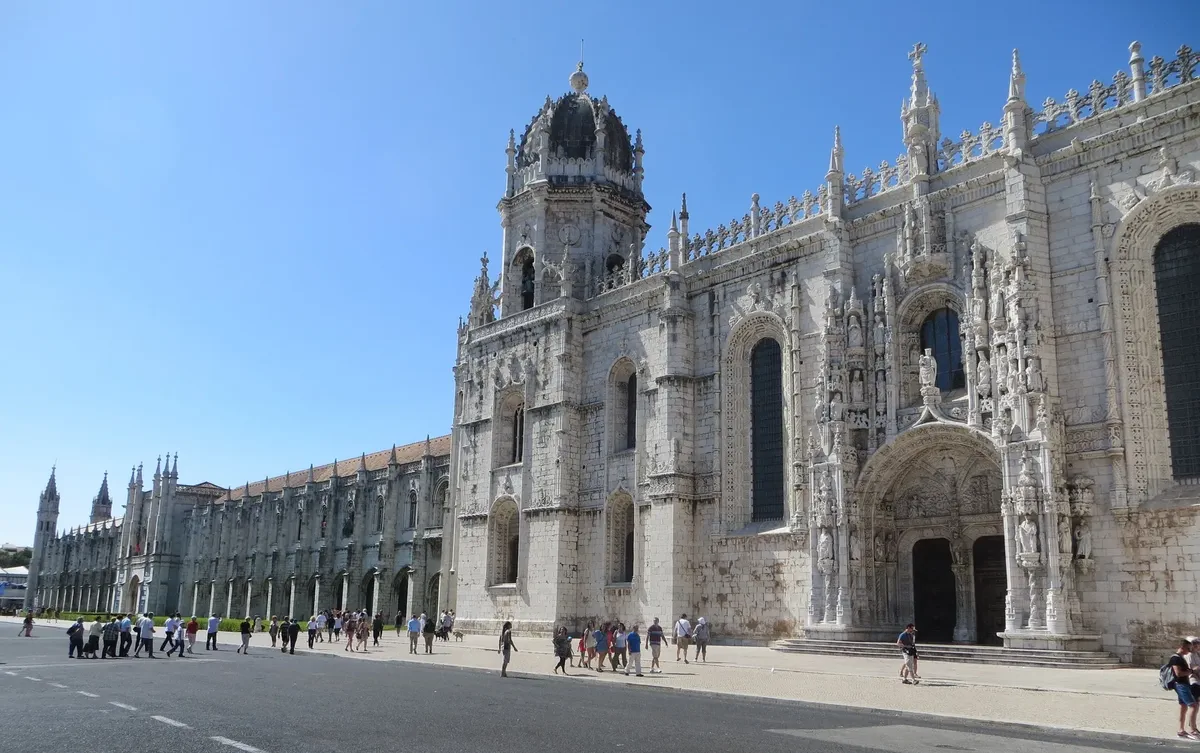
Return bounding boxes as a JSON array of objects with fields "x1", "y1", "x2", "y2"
[
  {"x1": 552, "y1": 627, "x2": 571, "y2": 674},
  {"x1": 268, "y1": 616, "x2": 279, "y2": 647},
  {"x1": 206, "y1": 613, "x2": 221, "y2": 651},
  {"x1": 85, "y1": 616, "x2": 103, "y2": 658},
  {"x1": 118, "y1": 613, "x2": 132, "y2": 657},
  {"x1": 101, "y1": 617, "x2": 120, "y2": 659},
  {"x1": 646, "y1": 617, "x2": 666, "y2": 673},
  {"x1": 1168, "y1": 639, "x2": 1200, "y2": 740},
  {"x1": 237, "y1": 618, "x2": 252, "y2": 654},
  {"x1": 21, "y1": 612, "x2": 33, "y2": 637},
  {"x1": 333, "y1": 613, "x2": 343, "y2": 641},
  {"x1": 166, "y1": 619, "x2": 188, "y2": 658},
  {"x1": 372, "y1": 613, "x2": 383, "y2": 646},
  {"x1": 693, "y1": 617, "x2": 710, "y2": 662},
  {"x1": 593, "y1": 623, "x2": 609, "y2": 672},
  {"x1": 253, "y1": 615, "x2": 262, "y2": 634},
  {"x1": 582, "y1": 621, "x2": 597, "y2": 669},
  {"x1": 498, "y1": 620, "x2": 517, "y2": 677},
  {"x1": 897, "y1": 623, "x2": 920, "y2": 684},
  {"x1": 423, "y1": 614, "x2": 436, "y2": 653},
  {"x1": 395, "y1": 610, "x2": 405, "y2": 637},
  {"x1": 159, "y1": 614, "x2": 178, "y2": 653},
  {"x1": 67, "y1": 617, "x2": 85, "y2": 659},
  {"x1": 407, "y1": 614, "x2": 421, "y2": 654},
  {"x1": 315, "y1": 611, "x2": 327, "y2": 642},
  {"x1": 308, "y1": 615, "x2": 319, "y2": 649},
  {"x1": 287, "y1": 618, "x2": 301, "y2": 654},
  {"x1": 185, "y1": 616, "x2": 199, "y2": 654},
  {"x1": 137, "y1": 613, "x2": 156, "y2": 658},
  {"x1": 612, "y1": 623, "x2": 627, "y2": 670},
  {"x1": 674, "y1": 613, "x2": 692, "y2": 664},
  {"x1": 625, "y1": 624, "x2": 643, "y2": 677}
]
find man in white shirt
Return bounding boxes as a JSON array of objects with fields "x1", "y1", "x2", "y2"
[
  {"x1": 674, "y1": 613, "x2": 692, "y2": 664},
  {"x1": 315, "y1": 612, "x2": 327, "y2": 643},
  {"x1": 207, "y1": 614, "x2": 221, "y2": 651},
  {"x1": 159, "y1": 615, "x2": 178, "y2": 653},
  {"x1": 118, "y1": 614, "x2": 133, "y2": 657},
  {"x1": 137, "y1": 613, "x2": 156, "y2": 658}
]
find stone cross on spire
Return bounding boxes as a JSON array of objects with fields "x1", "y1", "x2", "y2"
[
  {"x1": 908, "y1": 41, "x2": 927, "y2": 65},
  {"x1": 907, "y1": 42, "x2": 930, "y2": 108}
]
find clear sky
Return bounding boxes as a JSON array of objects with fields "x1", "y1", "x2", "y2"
[{"x1": 0, "y1": 1, "x2": 1191, "y2": 544}]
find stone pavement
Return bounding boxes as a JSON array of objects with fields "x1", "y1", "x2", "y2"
[{"x1": 8, "y1": 618, "x2": 1173, "y2": 743}]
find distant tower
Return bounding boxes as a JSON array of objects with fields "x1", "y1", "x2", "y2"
[
  {"x1": 90, "y1": 472, "x2": 112, "y2": 524},
  {"x1": 27, "y1": 467, "x2": 61, "y2": 610},
  {"x1": 498, "y1": 60, "x2": 649, "y2": 313}
]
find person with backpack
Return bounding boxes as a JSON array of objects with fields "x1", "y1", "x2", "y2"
[
  {"x1": 66, "y1": 617, "x2": 85, "y2": 659},
  {"x1": 1165, "y1": 639, "x2": 1200, "y2": 740},
  {"x1": 674, "y1": 613, "x2": 692, "y2": 664},
  {"x1": 898, "y1": 623, "x2": 920, "y2": 684},
  {"x1": 498, "y1": 620, "x2": 517, "y2": 677}
]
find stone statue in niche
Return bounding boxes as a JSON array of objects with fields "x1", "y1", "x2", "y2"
[
  {"x1": 991, "y1": 284, "x2": 1005, "y2": 327},
  {"x1": 850, "y1": 371, "x2": 864, "y2": 404},
  {"x1": 885, "y1": 531, "x2": 897, "y2": 562},
  {"x1": 813, "y1": 388, "x2": 828, "y2": 423},
  {"x1": 829, "y1": 393, "x2": 844, "y2": 422},
  {"x1": 873, "y1": 314, "x2": 886, "y2": 357},
  {"x1": 848, "y1": 314, "x2": 864, "y2": 349},
  {"x1": 875, "y1": 372, "x2": 887, "y2": 413},
  {"x1": 850, "y1": 528, "x2": 861, "y2": 562},
  {"x1": 1017, "y1": 517, "x2": 1039, "y2": 555},
  {"x1": 342, "y1": 509, "x2": 355, "y2": 538},
  {"x1": 874, "y1": 534, "x2": 885, "y2": 561},
  {"x1": 976, "y1": 352, "x2": 992, "y2": 398},
  {"x1": 919, "y1": 348, "x2": 937, "y2": 388},
  {"x1": 1025, "y1": 356, "x2": 1043, "y2": 393},
  {"x1": 995, "y1": 346, "x2": 1008, "y2": 393},
  {"x1": 817, "y1": 528, "x2": 835, "y2": 567},
  {"x1": 1074, "y1": 522, "x2": 1093, "y2": 560}
]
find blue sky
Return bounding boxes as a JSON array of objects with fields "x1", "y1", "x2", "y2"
[{"x1": 0, "y1": 1, "x2": 1190, "y2": 544}]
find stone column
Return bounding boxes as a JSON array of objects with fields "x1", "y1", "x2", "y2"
[
  {"x1": 951, "y1": 563, "x2": 972, "y2": 642},
  {"x1": 1001, "y1": 498, "x2": 1021, "y2": 632},
  {"x1": 406, "y1": 569, "x2": 416, "y2": 618},
  {"x1": 225, "y1": 580, "x2": 233, "y2": 618},
  {"x1": 371, "y1": 571, "x2": 380, "y2": 617},
  {"x1": 312, "y1": 577, "x2": 320, "y2": 616},
  {"x1": 191, "y1": 583, "x2": 198, "y2": 617},
  {"x1": 266, "y1": 579, "x2": 274, "y2": 619},
  {"x1": 288, "y1": 578, "x2": 296, "y2": 620},
  {"x1": 342, "y1": 572, "x2": 349, "y2": 611},
  {"x1": 245, "y1": 580, "x2": 252, "y2": 619},
  {"x1": 208, "y1": 581, "x2": 215, "y2": 616}
]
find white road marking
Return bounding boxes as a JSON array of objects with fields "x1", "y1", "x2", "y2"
[
  {"x1": 24, "y1": 676, "x2": 41, "y2": 681},
  {"x1": 77, "y1": 691, "x2": 99, "y2": 698},
  {"x1": 3, "y1": 671, "x2": 17, "y2": 675},
  {"x1": 210, "y1": 737, "x2": 266, "y2": 753},
  {"x1": 49, "y1": 682, "x2": 68, "y2": 688},
  {"x1": 151, "y1": 715, "x2": 189, "y2": 728},
  {"x1": 769, "y1": 724, "x2": 1126, "y2": 753},
  {"x1": 109, "y1": 701, "x2": 138, "y2": 711}
]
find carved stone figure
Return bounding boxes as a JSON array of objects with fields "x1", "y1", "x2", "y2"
[
  {"x1": 873, "y1": 314, "x2": 886, "y2": 357},
  {"x1": 818, "y1": 528, "x2": 834, "y2": 563},
  {"x1": 848, "y1": 314, "x2": 864, "y2": 349},
  {"x1": 850, "y1": 528, "x2": 861, "y2": 561},
  {"x1": 874, "y1": 534, "x2": 885, "y2": 561},
  {"x1": 995, "y1": 346, "x2": 1009, "y2": 393},
  {"x1": 1074, "y1": 522, "x2": 1093, "y2": 560},
  {"x1": 875, "y1": 371, "x2": 887, "y2": 413},
  {"x1": 919, "y1": 348, "x2": 937, "y2": 388},
  {"x1": 1017, "y1": 517, "x2": 1039, "y2": 555},
  {"x1": 1025, "y1": 356, "x2": 1043, "y2": 393},
  {"x1": 976, "y1": 352, "x2": 991, "y2": 398},
  {"x1": 884, "y1": 531, "x2": 897, "y2": 562},
  {"x1": 991, "y1": 285, "x2": 1005, "y2": 327},
  {"x1": 829, "y1": 393, "x2": 844, "y2": 422},
  {"x1": 850, "y1": 371, "x2": 864, "y2": 404}
]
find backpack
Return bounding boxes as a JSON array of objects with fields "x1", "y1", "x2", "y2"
[{"x1": 1161, "y1": 661, "x2": 1178, "y2": 691}]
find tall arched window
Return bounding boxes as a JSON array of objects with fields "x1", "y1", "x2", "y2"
[
  {"x1": 408, "y1": 490, "x2": 417, "y2": 529},
  {"x1": 375, "y1": 495, "x2": 384, "y2": 532},
  {"x1": 920, "y1": 308, "x2": 965, "y2": 391},
  {"x1": 490, "y1": 498, "x2": 519, "y2": 585},
  {"x1": 511, "y1": 405, "x2": 525, "y2": 464},
  {"x1": 520, "y1": 259, "x2": 535, "y2": 310},
  {"x1": 607, "y1": 495, "x2": 635, "y2": 584},
  {"x1": 750, "y1": 338, "x2": 784, "y2": 521},
  {"x1": 625, "y1": 374, "x2": 637, "y2": 450},
  {"x1": 432, "y1": 482, "x2": 448, "y2": 527},
  {"x1": 1154, "y1": 224, "x2": 1200, "y2": 479}
]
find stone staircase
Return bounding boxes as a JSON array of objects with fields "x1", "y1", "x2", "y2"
[{"x1": 770, "y1": 638, "x2": 1123, "y2": 669}]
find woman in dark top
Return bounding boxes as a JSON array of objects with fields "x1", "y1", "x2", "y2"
[
  {"x1": 552, "y1": 626, "x2": 571, "y2": 675},
  {"x1": 422, "y1": 615, "x2": 436, "y2": 653}
]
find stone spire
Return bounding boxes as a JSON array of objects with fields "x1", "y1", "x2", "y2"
[
  {"x1": 828, "y1": 125, "x2": 844, "y2": 176},
  {"x1": 90, "y1": 472, "x2": 112, "y2": 524},
  {"x1": 900, "y1": 42, "x2": 940, "y2": 178},
  {"x1": 171, "y1": 453, "x2": 179, "y2": 479},
  {"x1": 136, "y1": 462, "x2": 143, "y2": 487},
  {"x1": 1004, "y1": 48, "x2": 1032, "y2": 155},
  {"x1": 389, "y1": 444, "x2": 398, "y2": 465},
  {"x1": 826, "y1": 126, "x2": 845, "y2": 219},
  {"x1": 679, "y1": 193, "x2": 689, "y2": 239},
  {"x1": 1007, "y1": 48, "x2": 1026, "y2": 103},
  {"x1": 504, "y1": 130, "x2": 518, "y2": 197},
  {"x1": 469, "y1": 252, "x2": 496, "y2": 328},
  {"x1": 42, "y1": 466, "x2": 59, "y2": 505},
  {"x1": 129, "y1": 466, "x2": 137, "y2": 489}
]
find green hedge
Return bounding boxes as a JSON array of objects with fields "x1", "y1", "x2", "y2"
[{"x1": 49, "y1": 612, "x2": 296, "y2": 633}]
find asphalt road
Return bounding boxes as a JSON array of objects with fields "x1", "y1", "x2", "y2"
[{"x1": 0, "y1": 630, "x2": 1182, "y2": 753}]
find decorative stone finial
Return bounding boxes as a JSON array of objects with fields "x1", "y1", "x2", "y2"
[
  {"x1": 907, "y1": 42, "x2": 930, "y2": 108},
  {"x1": 828, "y1": 126, "x2": 844, "y2": 175},
  {"x1": 569, "y1": 61, "x2": 588, "y2": 93},
  {"x1": 1008, "y1": 48, "x2": 1026, "y2": 103}
]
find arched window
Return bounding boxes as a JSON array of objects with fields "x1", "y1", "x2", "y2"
[
  {"x1": 1154, "y1": 224, "x2": 1200, "y2": 479},
  {"x1": 407, "y1": 490, "x2": 418, "y2": 529},
  {"x1": 608, "y1": 495, "x2": 635, "y2": 583},
  {"x1": 320, "y1": 513, "x2": 327, "y2": 537},
  {"x1": 920, "y1": 308, "x2": 965, "y2": 391},
  {"x1": 489, "y1": 498, "x2": 519, "y2": 585},
  {"x1": 375, "y1": 495, "x2": 384, "y2": 532},
  {"x1": 750, "y1": 338, "x2": 785, "y2": 521},
  {"x1": 297, "y1": 513, "x2": 303, "y2": 541},
  {"x1": 625, "y1": 374, "x2": 637, "y2": 450},
  {"x1": 520, "y1": 259, "x2": 535, "y2": 310},
  {"x1": 432, "y1": 482, "x2": 448, "y2": 527},
  {"x1": 511, "y1": 405, "x2": 525, "y2": 464}
]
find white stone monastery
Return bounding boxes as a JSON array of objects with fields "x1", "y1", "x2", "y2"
[{"x1": 28, "y1": 40, "x2": 1200, "y2": 664}]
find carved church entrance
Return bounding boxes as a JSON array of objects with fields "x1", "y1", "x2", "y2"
[
  {"x1": 973, "y1": 536, "x2": 1006, "y2": 645},
  {"x1": 912, "y1": 538, "x2": 955, "y2": 642}
]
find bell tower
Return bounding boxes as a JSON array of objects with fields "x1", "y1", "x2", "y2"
[
  {"x1": 497, "y1": 62, "x2": 650, "y2": 314},
  {"x1": 27, "y1": 467, "x2": 61, "y2": 610}
]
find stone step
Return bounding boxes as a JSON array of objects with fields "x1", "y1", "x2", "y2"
[{"x1": 770, "y1": 639, "x2": 1123, "y2": 669}]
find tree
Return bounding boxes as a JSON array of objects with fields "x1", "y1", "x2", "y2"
[{"x1": 0, "y1": 548, "x2": 32, "y2": 569}]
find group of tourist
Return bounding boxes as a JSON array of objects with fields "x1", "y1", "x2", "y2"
[
  {"x1": 544, "y1": 613, "x2": 710, "y2": 678},
  {"x1": 1164, "y1": 636, "x2": 1200, "y2": 740},
  {"x1": 43, "y1": 611, "x2": 237, "y2": 659}
]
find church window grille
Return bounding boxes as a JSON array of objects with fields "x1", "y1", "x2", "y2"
[
  {"x1": 512, "y1": 406, "x2": 525, "y2": 464},
  {"x1": 432, "y1": 482, "x2": 447, "y2": 527},
  {"x1": 489, "y1": 498, "x2": 519, "y2": 585},
  {"x1": 375, "y1": 495, "x2": 384, "y2": 533},
  {"x1": 607, "y1": 495, "x2": 635, "y2": 584},
  {"x1": 520, "y1": 259, "x2": 535, "y2": 310},
  {"x1": 750, "y1": 338, "x2": 785, "y2": 522},
  {"x1": 1154, "y1": 224, "x2": 1200, "y2": 479},
  {"x1": 625, "y1": 374, "x2": 637, "y2": 450},
  {"x1": 408, "y1": 490, "x2": 418, "y2": 529},
  {"x1": 920, "y1": 308, "x2": 965, "y2": 391}
]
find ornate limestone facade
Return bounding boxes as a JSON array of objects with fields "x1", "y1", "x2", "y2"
[
  {"x1": 28, "y1": 438, "x2": 454, "y2": 623},
  {"x1": 451, "y1": 41, "x2": 1200, "y2": 662}
]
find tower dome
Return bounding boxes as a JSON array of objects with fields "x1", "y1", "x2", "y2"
[{"x1": 512, "y1": 63, "x2": 637, "y2": 182}]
